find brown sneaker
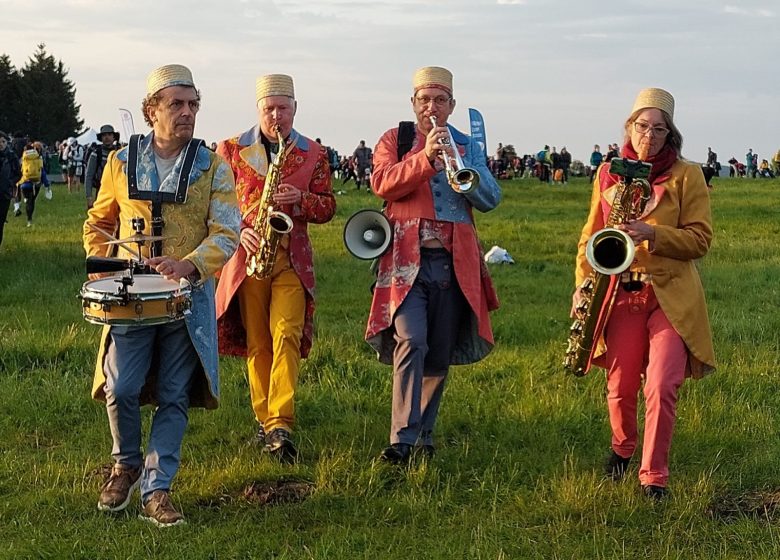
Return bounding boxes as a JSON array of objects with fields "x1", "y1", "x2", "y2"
[
  {"x1": 97, "y1": 464, "x2": 142, "y2": 512},
  {"x1": 139, "y1": 490, "x2": 186, "y2": 527}
]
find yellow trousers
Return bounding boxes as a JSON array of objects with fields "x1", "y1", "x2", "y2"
[{"x1": 238, "y1": 250, "x2": 305, "y2": 432}]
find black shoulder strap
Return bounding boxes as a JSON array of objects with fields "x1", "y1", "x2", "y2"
[
  {"x1": 397, "y1": 121, "x2": 415, "y2": 161},
  {"x1": 127, "y1": 134, "x2": 142, "y2": 197}
]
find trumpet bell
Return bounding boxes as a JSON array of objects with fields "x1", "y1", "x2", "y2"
[
  {"x1": 585, "y1": 227, "x2": 636, "y2": 276},
  {"x1": 451, "y1": 168, "x2": 479, "y2": 194},
  {"x1": 343, "y1": 209, "x2": 393, "y2": 260}
]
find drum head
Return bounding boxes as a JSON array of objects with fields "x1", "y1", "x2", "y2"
[
  {"x1": 123, "y1": 274, "x2": 186, "y2": 294},
  {"x1": 83, "y1": 274, "x2": 186, "y2": 295}
]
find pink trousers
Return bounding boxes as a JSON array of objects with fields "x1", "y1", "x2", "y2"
[{"x1": 604, "y1": 284, "x2": 687, "y2": 487}]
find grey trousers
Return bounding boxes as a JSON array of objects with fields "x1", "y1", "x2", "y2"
[
  {"x1": 103, "y1": 320, "x2": 198, "y2": 502},
  {"x1": 390, "y1": 248, "x2": 467, "y2": 446}
]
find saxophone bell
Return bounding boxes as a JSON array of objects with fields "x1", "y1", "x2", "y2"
[
  {"x1": 584, "y1": 227, "x2": 636, "y2": 276},
  {"x1": 268, "y1": 211, "x2": 294, "y2": 234},
  {"x1": 429, "y1": 116, "x2": 479, "y2": 194}
]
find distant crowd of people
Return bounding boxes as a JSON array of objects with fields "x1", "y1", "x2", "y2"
[
  {"x1": 0, "y1": 126, "x2": 124, "y2": 247},
  {"x1": 486, "y1": 143, "x2": 623, "y2": 184},
  {"x1": 486, "y1": 143, "x2": 780, "y2": 185},
  {"x1": 718, "y1": 147, "x2": 780, "y2": 179}
]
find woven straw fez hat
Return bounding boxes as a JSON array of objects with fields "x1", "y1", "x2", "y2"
[
  {"x1": 146, "y1": 64, "x2": 196, "y2": 97},
  {"x1": 256, "y1": 74, "x2": 295, "y2": 103},
  {"x1": 412, "y1": 66, "x2": 453, "y2": 95},
  {"x1": 631, "y1": 87, "x2": 675, "y2": 119}
]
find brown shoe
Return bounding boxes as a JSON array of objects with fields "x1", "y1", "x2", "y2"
[
  {"x1": 97, "y1": 464, "x2": 142, "y2": 512},
  {"x1": 139, "y1": 490, "x2": 186, "y2": 527}
]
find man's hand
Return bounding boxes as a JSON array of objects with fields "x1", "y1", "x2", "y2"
[
  {"x1": 240, "y1": 227, "x2": 261, "y2": 255},
  {"x1": 146, "y1": 256, "x2": 196, "y2": 282},
  {"x1": 424, "y1": 124, "x2": 454, "y2": 164},
  {"x1": 272, "y1": 183, "x2": 302, "y2": 206}
]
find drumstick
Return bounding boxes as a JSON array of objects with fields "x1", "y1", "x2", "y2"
[{"x1": 89, "y1": 223, "x2": 142, "y2": 261}]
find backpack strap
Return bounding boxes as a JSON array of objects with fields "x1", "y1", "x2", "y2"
[{"x1": 397, "y1": 121, "x2": 415, "y2": 161}]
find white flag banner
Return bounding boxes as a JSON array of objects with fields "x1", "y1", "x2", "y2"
[{"x1": 119, "y1": 108, "x2": 135, "y2": 140}]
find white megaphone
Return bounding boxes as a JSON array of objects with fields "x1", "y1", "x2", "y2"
[{"x1": 343, "y1": 209, "x2": 393, "y2": 260}]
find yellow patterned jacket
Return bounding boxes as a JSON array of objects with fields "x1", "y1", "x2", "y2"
[{"x1": 83, "y1": 134, "x2": 240, "y2": 408}]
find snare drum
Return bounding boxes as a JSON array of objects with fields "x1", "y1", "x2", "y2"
[{"x1": 80, "y1": 274, "x2": 192, "y2": 326}]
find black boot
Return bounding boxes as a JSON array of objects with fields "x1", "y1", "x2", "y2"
[
  {"x1": 604, "y1": 450, "x2": 631, "y2": 481},
  {"x1": 379, "y1": 443, "x2": 412, "y2": 465},
  {"x1": 642, "y1": 485, "x2": 669, "y2": 501}
]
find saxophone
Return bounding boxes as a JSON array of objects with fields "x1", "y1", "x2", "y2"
[
  {"x1": 563, "y1": 158, "x2": 652, "y2": 376},
  {"x1": 246, "y1": 125, "x2": 294, "y2": 280}
]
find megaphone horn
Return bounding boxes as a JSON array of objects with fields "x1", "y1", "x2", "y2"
[{"x1": 343, "y1": 209, "x2": 393, "y2": 260}]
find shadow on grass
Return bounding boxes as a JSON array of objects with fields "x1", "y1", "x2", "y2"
[
  {"x1": 708, "y1": 488, "x2": 780, "y2": 522},
  {"x1": 195, "y1": 477, "x2": 316, "y2": 510}
]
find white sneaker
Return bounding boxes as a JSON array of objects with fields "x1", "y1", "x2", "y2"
[{"x1": 26, "y1": 221, "x2": 32, "y2": 228}]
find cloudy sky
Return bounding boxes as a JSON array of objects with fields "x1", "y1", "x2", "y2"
[{"x1": 3, "y1": 0, "x2": 777, "y2": 164}]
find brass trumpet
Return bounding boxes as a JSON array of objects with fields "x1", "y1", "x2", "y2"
[{"x1": 430, "y1": 116, "x2": 479, "y2": 194}]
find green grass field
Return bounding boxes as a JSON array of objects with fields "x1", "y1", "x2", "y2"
[{"x1": 2, "y1": 175, "x2": 780, "y2": 559}]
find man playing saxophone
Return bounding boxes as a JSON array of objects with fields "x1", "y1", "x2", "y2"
[
  {"x1": 571, "y1": 88, "x2": 715, "y2": 500},
  {"x1": 215, "y1": 74, "x2": 335, "y2": 461},
  {"x1": 367, "y1": 66, "x2": 501, "y2": 464}
]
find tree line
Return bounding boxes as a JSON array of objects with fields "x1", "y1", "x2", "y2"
[{"x1": 0, "y1": 43, "x2": 83, "y2": 145}]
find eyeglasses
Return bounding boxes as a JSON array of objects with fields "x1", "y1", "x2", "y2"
[
  {"x1": 633, "y1": 121, "x2": 669, "y2": 137},
  {"x1": 414, "y1": 95, "x2": 452, "y2": 106}
]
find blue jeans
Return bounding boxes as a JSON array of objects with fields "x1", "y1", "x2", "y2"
[{"x1": 103, "y1": 320, "x2": 198, "y2": 501}]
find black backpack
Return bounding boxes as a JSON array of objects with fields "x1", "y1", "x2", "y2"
[
  {"x1": 397, "y1": 121, "x2": 415, "y2": 160},
  {"x1": 89, "y1": 143, "x2": 117, "y2": 190}
]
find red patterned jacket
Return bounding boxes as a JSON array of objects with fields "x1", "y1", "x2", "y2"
[
  {"x1": 215, "y1": 126, "x2": 335, "y2": 358},
  {"x1": 366, "y1": 124, "x2": 501, "y2": 365}
]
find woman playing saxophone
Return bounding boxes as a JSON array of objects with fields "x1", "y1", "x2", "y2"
[{"x1": 570, "y1": 88, "x2": 715, "y2": 500}]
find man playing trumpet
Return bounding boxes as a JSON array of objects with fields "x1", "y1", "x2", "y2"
[
  {"x1": 215, "y1": 74, "x2": 335, "y2": 461},
  {"x1": 366, "y1": 66, "x2": 501, "y2": 464}
]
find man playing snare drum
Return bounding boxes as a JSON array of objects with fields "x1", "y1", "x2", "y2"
[{"x1": 82, "y1": 64, "x2": 239, "y2": 527}]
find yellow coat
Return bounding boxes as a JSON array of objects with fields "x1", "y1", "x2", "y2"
[
  {"x1": 575, "y1": 159, "x2": 716, "y2": 379},
  {"x1": 83, "y1": 139, "x2": 240, "y2": 408}
]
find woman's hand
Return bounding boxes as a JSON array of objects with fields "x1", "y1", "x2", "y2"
[
  {"x1": 617, "y1": 220, "x2": 655, "y2": 245},
  {"x1": 570, "y1": 287, "x2": 584, "y2": 319}
]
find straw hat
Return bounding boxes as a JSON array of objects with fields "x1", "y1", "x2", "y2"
[
  {"x1": 631, "y1": 87, "x2": 674, "y2": 119},
  {"x1": 146, "y1": 64, "x2": 195, "y2": 96},
  {"x1": 413, "y1": 66, "x2": 453, "y2": 95},
  {"x1": 256, "y1": 74, "x2": 295, "y2": 102}
]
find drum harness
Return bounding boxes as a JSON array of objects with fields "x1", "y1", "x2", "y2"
[{"x1": 127, "y1": 134, "x2": 204, "y2": 258}]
